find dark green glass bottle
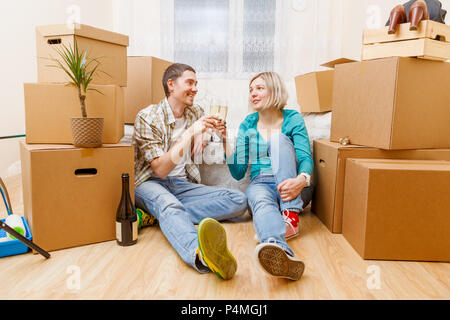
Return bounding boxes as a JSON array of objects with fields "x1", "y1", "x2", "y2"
[{"x1": 116, "y1": 173, "x2": 137, "y2": 246}]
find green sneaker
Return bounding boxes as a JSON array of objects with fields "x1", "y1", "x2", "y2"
[
  {"x1": 136, "y1": 208, "x2": 158, "y2": 229},
  {"x1": 197, "y1": 218, "x2": 237, "y2": 280}
]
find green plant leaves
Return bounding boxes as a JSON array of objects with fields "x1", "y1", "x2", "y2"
[{"x1": 44, "y1": 38, "x2": 109, "y2": 117}]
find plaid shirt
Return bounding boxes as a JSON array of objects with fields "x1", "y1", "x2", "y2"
[{"x1": 133, "y1": 98, "x2": 205, "y2": 187}]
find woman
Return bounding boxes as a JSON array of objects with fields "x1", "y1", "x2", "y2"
[{"x1": 215, "y1": 72, "x2": 314, "y2": 281}]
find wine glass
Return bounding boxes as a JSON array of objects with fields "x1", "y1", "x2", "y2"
[{"x1": 208, "y1": 100, "x2": 228, "y2": 141}]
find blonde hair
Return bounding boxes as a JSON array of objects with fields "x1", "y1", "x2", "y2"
[{"x1": 249, "y1": 71, "x2": 288, "y2": 110}]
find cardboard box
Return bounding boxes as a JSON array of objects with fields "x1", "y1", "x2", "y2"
[
  {"x1": 330, "y1": 57, "x2": 450, "y2": 150},
  {"x1": 24, "y1": 83, "x2": 124, "y2": 144},
  {"x1": 294, "y1": 58, "x2": 355, "y2": 113},
  {"x1": 342, "y1": 158, "x2": 450, "y2": 262},
  {"x1": 20, "y1": 141, "x2": 134, "y2": 252},
  {"x1": 36, "y1": 24, "x2": 129, "y2": 86},
  {"x1": 363, "y1": 20, "x2": 450, "y2": 61},
  {"x1": 123, "y1": 56, "x2": 173, "y2": 124},
  {"x1": 312, "y1": 140, "x2": 450, "y2": 233}
]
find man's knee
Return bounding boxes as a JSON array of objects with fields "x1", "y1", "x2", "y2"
[
  {"x1": 137, "y1": 190, "x2": 184, "y2": 220},
  {"x1": 229, "y1": 190, "x2": 248, "y2": 210}
]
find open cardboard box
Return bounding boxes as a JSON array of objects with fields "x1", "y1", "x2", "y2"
[
  {"x1": 342, "y1": 158, "x2": 450, "y2": 262},
  {"x1": 123, "y1": 56, "x2": 173, "y2": 124},
  {"x1": 330, "y1": 57, "x2": 450, "y2": 150},
  {"x1": 36, "y1": 24, "x2": 129, "y2": 86},
  {"x1": 20, "y1": 142, "x2": 134, "y2": 252},
  {"x1": 294, "y1": 58, "x2": 356, "y2": 113}
]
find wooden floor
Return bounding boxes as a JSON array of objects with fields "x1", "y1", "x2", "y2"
[{"x1": 0, "y1": 175, "x2": 449, "y2": 300}]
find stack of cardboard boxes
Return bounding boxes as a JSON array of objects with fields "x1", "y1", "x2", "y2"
[
  {"x1": 300, "y1": 20, "x2": 450, "y2": 262},
  {"x1": 21, "y1": 24, "x2": 135, "y2": 252}
]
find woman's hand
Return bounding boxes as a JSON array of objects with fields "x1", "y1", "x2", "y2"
[
  {"x1": 277, "y1": 175, "x2": 307, "y2": 202},
  {"x1": 215, "y1": 119, "x2": 227, "y2": 143}
]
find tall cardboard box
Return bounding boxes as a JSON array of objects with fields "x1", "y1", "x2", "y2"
[
  {"x1": 124, "y1": 56, "x2": 173, "y2": 124},
  {"x1": 20, "y1": 142, "x2": 134, "y2": 252},
  {"x1": 36, "y1": 24, "x2": 129, "y2": 86},
  {"x1": 330, "y1": 57, "x2": 450, "y2": 150},
  {"x1": 294, "y1": 58, "x2": 355, "y2": 113},
  {"x1": 342, "y1": 158, "x2": 450, "y2": 262},
  {"x1": 24, "y1": 83, "x2": 124, "y2": 144},
  {"x1": 312, "y1": 140, "x2": 450, "y2": 233}
]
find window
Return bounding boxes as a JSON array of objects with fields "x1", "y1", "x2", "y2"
[
  {"x1": 172, "y1": 0, "x2": 276, "y2": 77},
  {"x1": 243, "y1": 0, "x2": 275, "y2": 73},
  {"x1": 174, "y1": 0, "x2": 229, "y2": 73}
]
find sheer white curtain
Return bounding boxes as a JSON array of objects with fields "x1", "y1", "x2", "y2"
[
  {"x1": 173, "y1": 0, "x2": 230, "y2": 74},
  {"x1": 158, "y1": 0, "x2": 332, "y2": 126},
  {"x1": 161, "y1": 0, "x2": 281, "y2": 79},
  {"x1": 113, "y1": 0, "x2": 340, "y2": 127}
]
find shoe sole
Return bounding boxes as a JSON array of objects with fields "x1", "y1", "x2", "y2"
[
  {"x1": 256, "y1": 244, "x2": 305, "y2": 281},
  {"x1": 198, "y1": 218, "x2": 237, "y2": 280},
  {"x1": 285, "y1": 232, "x2": 300, "y2": 241}
]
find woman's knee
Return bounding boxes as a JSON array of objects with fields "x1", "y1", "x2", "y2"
[
  {"x1": 246, "y1": 193, "x2": 277, "y2": 214},
  {"x1": 267, "y1": 133, "x2": 292, "y2": 151}
]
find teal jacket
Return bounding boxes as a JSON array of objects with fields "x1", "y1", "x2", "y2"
[{"x1": 226, "y1": 109, "x2": 313, "y2": 181}]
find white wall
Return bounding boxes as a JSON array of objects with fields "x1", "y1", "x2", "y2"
[
  {"x1": 0, "y1": 0, "x2": 114, "y2": 138},
  {"x1": 0, "y1": 0, "x2": 114, "y2": 176}
]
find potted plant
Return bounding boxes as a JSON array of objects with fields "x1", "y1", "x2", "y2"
[{"x1": 47, "y1": 39, "x2": 106, "y2": 148}]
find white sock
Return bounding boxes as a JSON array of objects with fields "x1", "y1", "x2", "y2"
[{"x1": 197, "y1": 248, "x2": 208, "y2": 267}]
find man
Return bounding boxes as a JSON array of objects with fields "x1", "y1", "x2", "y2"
[{"x1": 133, "y1": 63, "x2": 248, "y2": 280}]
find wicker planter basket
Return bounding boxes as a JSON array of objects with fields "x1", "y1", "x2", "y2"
[{"x1": 70, "y1": 117, "x2": 104, "y2": 148}]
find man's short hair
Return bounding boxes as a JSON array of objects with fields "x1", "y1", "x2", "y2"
[{"x1": 162, "y1": 63, "x2": 196, "y2": 97}]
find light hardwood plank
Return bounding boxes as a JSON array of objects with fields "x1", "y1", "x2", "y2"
[{"x1": 0, "y1": 175, "x2": 448, "y2": 300}]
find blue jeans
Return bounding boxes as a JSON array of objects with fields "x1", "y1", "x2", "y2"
[
  {"x1": 135, "y1": 177, "x2": 248, "y2": 273},
  {"x1": 246, "y1": 133, "x2": 313, "y2": 257}
]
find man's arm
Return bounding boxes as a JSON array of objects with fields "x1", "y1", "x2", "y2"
[
  {"x1": 150, "y1": 116, "x2": 217, "y2": 178},
  {"x1": 150, "y1": 126, "x2": 195, "y2": 178}
]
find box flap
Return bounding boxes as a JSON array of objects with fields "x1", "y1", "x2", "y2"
[
  {"x1": 320, "y1": 58, "x2": 358, "y2": 69},
  {"x1": 315, "y1": 139, "x2": 376, "y2": 150},
  {"x1": 36, "y1": 24, "x2": 129, "y2": 47},
  {"x1": 349, "y1": 158, "x2": 450, "y2": 171}
]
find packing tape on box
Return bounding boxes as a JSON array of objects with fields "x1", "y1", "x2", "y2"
[{"x1": 80, "y1": 149, "x2": 94, "y2": 158}]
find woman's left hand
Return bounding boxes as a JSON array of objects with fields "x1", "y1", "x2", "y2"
[
  {"x1": 215, "y1": 119, "x2": 227, "y2": 143},
  {"x1": 277, "y1": 175, "x2": 307, "y2": 202}
]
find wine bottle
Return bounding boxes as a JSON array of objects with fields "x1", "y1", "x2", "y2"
[{"x1": 116, "y1": 173, "x2": 138, "y2": 246}]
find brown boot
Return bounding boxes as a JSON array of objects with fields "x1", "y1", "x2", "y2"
[
  {"x1": 388, "y1": 4, "x2": 407, "y2": 34},
  {"x1": 409, "y1": 0, "x2": 430, "y2": 31}
]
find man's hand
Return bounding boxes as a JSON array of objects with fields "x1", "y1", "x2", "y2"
[
  {"x1": 192, "y1": 132, "x2": 207, "y2": 156},
  {"x1": 189, "y1": 116, "x2": 218, "y2": 138},
  {"x1": 277, "y1": 175, "x2": 307, "y2": 202}
]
